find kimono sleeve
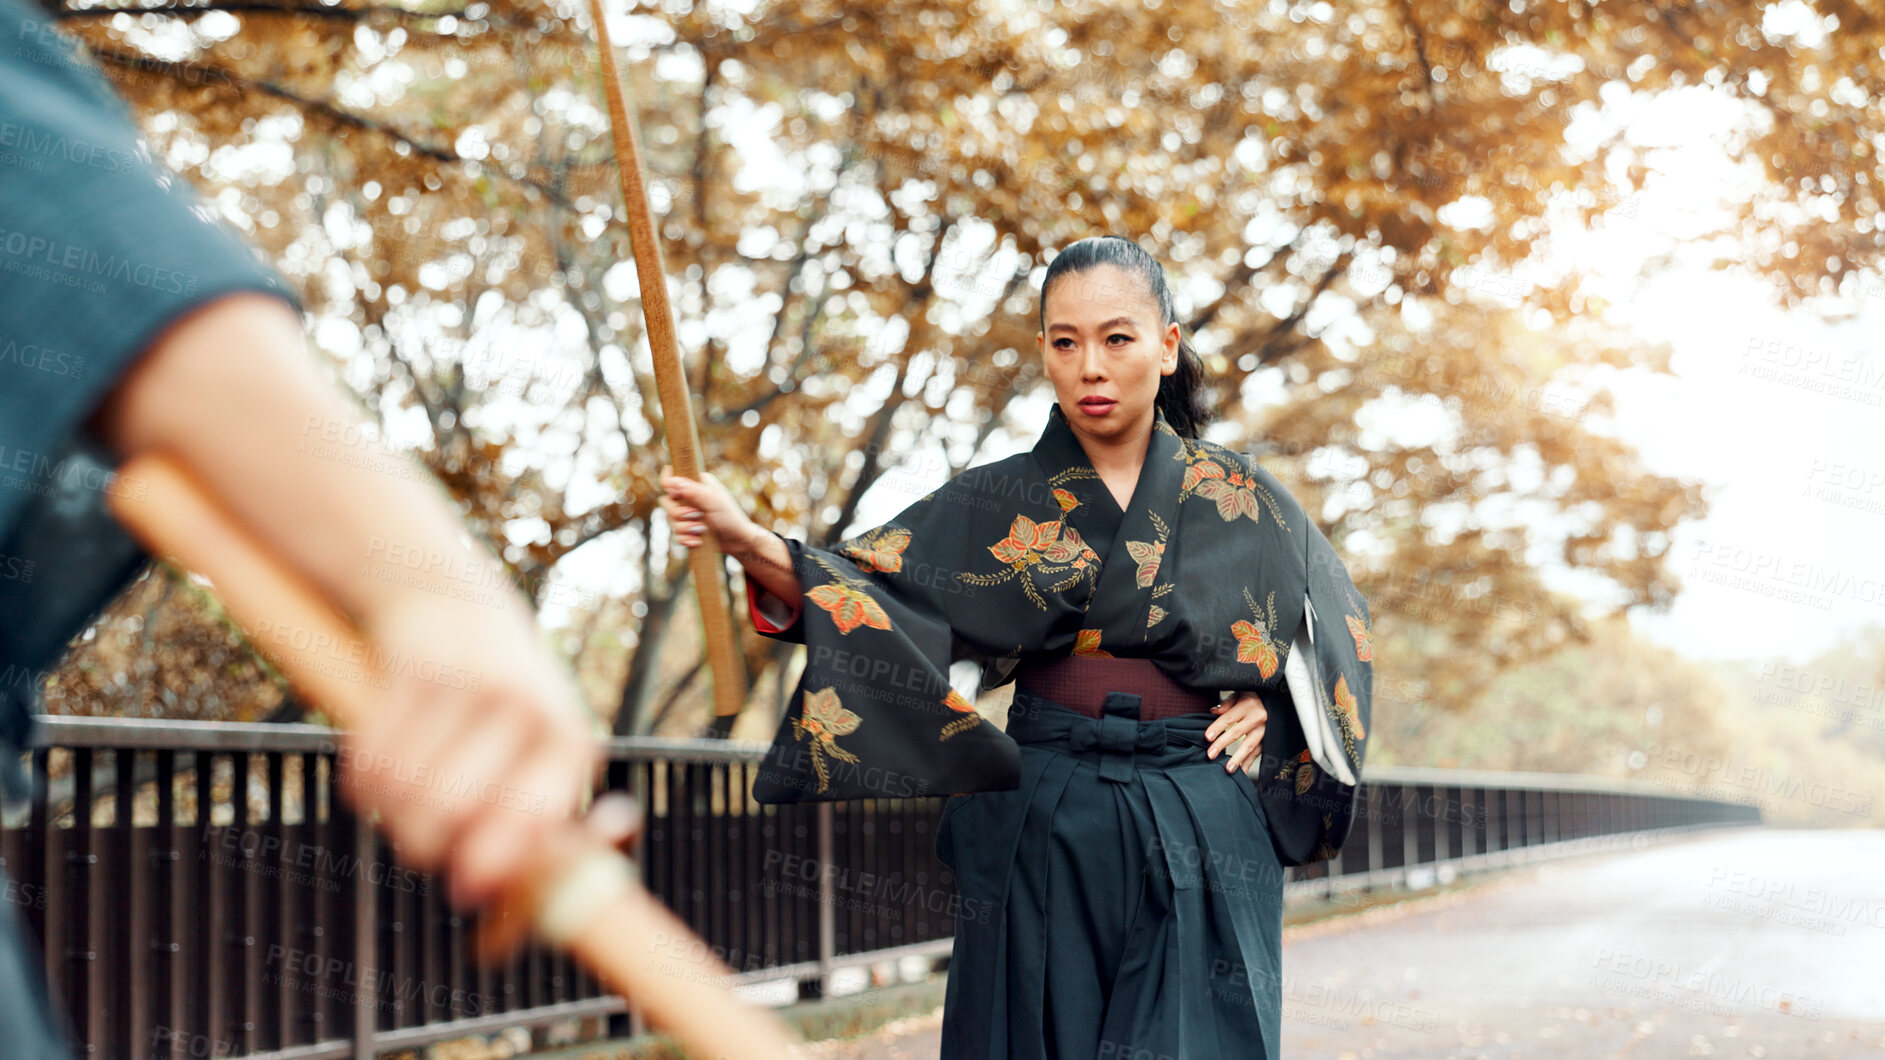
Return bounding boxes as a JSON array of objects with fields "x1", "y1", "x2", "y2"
[
  {"x1": 742, "y1": 534, "x2": 805, "y2": 643},
  {"x1": 0, "y1": 3, "x2": 302, "y2": 545},
  {"x1": 1244, "y1": 465, "x2": 1375, "y2": 866},
  {"x1": 750, "y1": 484, "x2": 1022, "y2": 803},
  {"x1": 0, "y1": 0, "x2": 300, "y2": 802}
]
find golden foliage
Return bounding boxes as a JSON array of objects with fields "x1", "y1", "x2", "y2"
[{"x1": 37, "y1": 0, "x2": 1874, "y2": 730}]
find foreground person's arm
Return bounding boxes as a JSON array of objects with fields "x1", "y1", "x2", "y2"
[{"x1": 89, "y1": 293, "x2": 601, "y2": 909}]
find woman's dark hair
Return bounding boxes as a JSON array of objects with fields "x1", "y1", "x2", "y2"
[{"x1": 1037, "y1": 235, "x2": 1212, "y2": 440}]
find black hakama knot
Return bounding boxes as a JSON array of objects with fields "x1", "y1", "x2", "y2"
[{"x1": 936, "y1": 687, "x2": 1284, "y2": 1059}]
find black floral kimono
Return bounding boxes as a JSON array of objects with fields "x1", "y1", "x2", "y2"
[{"x1": 745, "y1": 402, "x2": 1374, "y2": 1059}]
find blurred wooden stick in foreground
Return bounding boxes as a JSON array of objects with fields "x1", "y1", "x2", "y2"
[{"x1": 107, "y1": 453, "x2": 801, "y2": 1059}]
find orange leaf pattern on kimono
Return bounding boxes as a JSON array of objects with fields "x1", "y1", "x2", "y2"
[
  {"x1": 1276, "y1": 748, "x2": 1312, "y2": 788},
  {"x1": 1040, "y1": 522, "x2": 1095, "y2": 564},
  {"x1": 1230, "y1": 587, "x2": 1282, "y2": 679},
  {"x1": 1312, "y1": 816, "x2": 1339, "y2": 862},
  {"x1": 1138, "y1": 513, "x2": 1175, "y2": 626},
  {"x1": 1345, "y1": 614, "x2": 1373, "y2": 662},
  {"x1": 962, "y1": 512, "x2": 1100, "y2": 610},
  {"x1": 988, "y1": 514, "x2": 1061, "y2": 566},
  {"x1": 1124, "y1": 539, "x2": 1164, "y2": 588},
  {"x1": 1053, "y1": 488, "x2": 1080, "y2": 512},
  {"x1": 1073, "y1": 629, "x2": 1113, "y2": 658},
  {"x1": 1232, "y1": 619, "x2": 1278, "y2": 677},
  {"x1": 1333, "y1": 673, "x2": 1364, "y2": 741},
  {"x1": 940, "y1": 689, "x2": 983, "y2": 740},
  {"x1": 840, "y1": 527, "x2": 911, "y2": 574},
  {"x1": 1181, "y1": 454, "x2": 1226, "y2": 494},
  {"x1": 1195, "y1": 468, "x2": 1265, "y2": 524},
  {"x1": 806, "y1": 584, "x2": 892, "y2": 635},
  {"x1": 795, "y1": 687, "x2": 861, "y2": 794},
  {"x1": 1178, "y1": 443, "x2": 1288, "y2": 527}
]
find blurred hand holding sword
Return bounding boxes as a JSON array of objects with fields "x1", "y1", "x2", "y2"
[{"x1": 106, "y1": 454, "x2": 801, "y2": 1059}]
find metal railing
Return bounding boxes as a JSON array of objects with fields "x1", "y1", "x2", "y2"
[
  {"x1": 0, "y1": 719, "x2": 1760, "y2": 1058},
  {"x1": 1287, "y1": 763, "x2": 1762, "y2": 898}
]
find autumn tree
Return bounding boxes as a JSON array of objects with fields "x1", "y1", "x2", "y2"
[{"x1": 35, "y1": 0, "x2": 1881, "y2": 737}]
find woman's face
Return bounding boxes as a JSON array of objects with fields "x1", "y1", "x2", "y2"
[{"x1": 1037, "y1": 262, "x2": 1179, "y2": 450}]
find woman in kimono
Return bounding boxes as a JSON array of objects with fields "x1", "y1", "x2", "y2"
[{"x1": 660, "y1": 235, "x2": 1373, "y2": 1059}]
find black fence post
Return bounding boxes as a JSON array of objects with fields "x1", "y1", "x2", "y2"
[
  {"x1": 351, "y1": 804, "x2": 377, "y2": 1057},
  {"x1": 815, "y1": 801, "x2": 835, "y2": 999}
]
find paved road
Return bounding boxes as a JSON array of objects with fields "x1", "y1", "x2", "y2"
[
  {"x1": 807, "y1": 829, "x2": 1885, "y2": 1059},
  {"x1": 1279, "y1": 829, "x2": 1885, "y2": 1058}
]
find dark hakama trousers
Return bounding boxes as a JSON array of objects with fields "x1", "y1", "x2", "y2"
[
  {"x1": 0, "y1": 878, "x2": 69, "y2": 1059},
  {"x1": 936, "y1": 686, "x2": 1284, "y2": 1059}
]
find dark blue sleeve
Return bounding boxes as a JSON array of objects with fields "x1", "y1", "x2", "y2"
[
  {"x1": 0, "y1": 0, "x2": 303, "y2": 547},
  {"x1": 0, "y1": 0, "x2": 305, "y2": 792}
]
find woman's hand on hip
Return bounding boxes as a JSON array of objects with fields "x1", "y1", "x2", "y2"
[{"x1": 1206, "y1": 691, "x2": 1268, "y2": 774}]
